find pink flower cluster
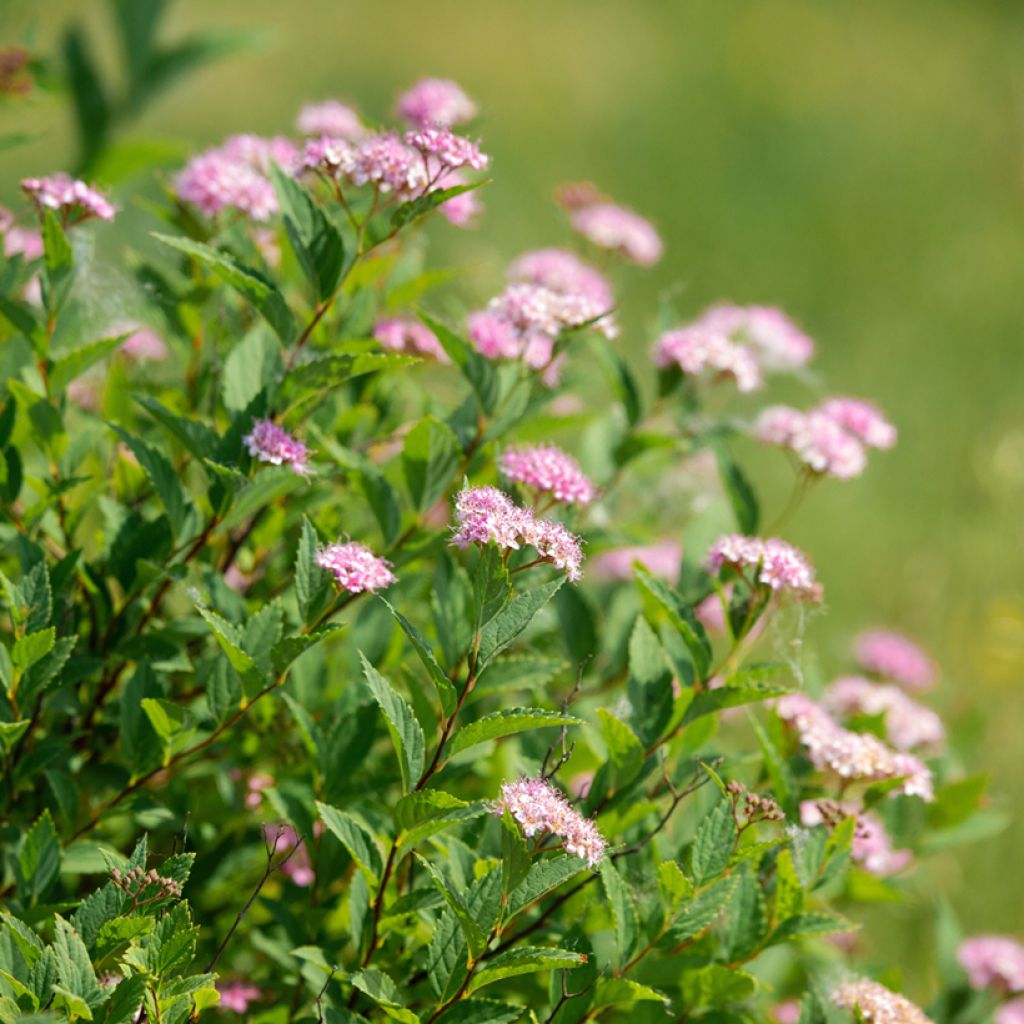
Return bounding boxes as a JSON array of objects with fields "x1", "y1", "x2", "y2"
[
  {"x1": 958, "y1": 936, "x2": 1024, "y2": 993},
  {"x1": 777, "y1": 694, "x2": 934, "y2": 800},
  {"x1": 824, "y1": 677, "x2": 944, "y2": 750},
  {"x1": 653, "y1": 326, "x2": 762, "y2": 393},
  {"x1": 1000, "y1": 1001, "x2": 1024, "y2": 1024},
  {"x1": 558, "y1": 184, "x2": 662, "y2": 266},
  {"x1": 495, "y1": 776, "x2": 607, "y2": 867},
  {"x1": 316, "y1": 541, "x2": 396, "y2": 594},
  {"x1": 507, "y1": 248, "x2": 615, "y2": 322},
  {"x1": 0, "y1": 207, "x2": 43, "y2": 262},
  {"x1": 800, "y1": 801, "x2": 912, "y2": 876},
  {"x1": 404, "y1": 127, "x2": 489, "y2": 172},
  {"x1": 21, "y1": 173, "x2": 116, "y2": 223},
  {"x1": 120, "y1": 328, "x2": 169, "y2": 362},
  {"x1": 756, "y1": 398, "x2": 896, "y2": 480},
  {"x1": 694, "y1": 303, "x2": 815, "y2": 371},
  {"x1": 706, "y1": 534, "x2": 817, "y2": 598},
  {"x1": 296, "y1": 99, "x2": 365, "y2": 139},
  {"x1": 451, "y1": 486, "x2": 584, "y2": 581},
  {"x1": 177, "y1": 135, "x2": 299, "y2": 221},
  {"x1": 217, "y1": 981, "x2": 263, "y2": 1014},
  {"x1": 593, "y1": 542, "x2": 682, "y2": 586},
  {"x1": 374, "y1": 317, "x2": 449, "y2": 362},
  {"x1": 500, "y1": 444, "x2": 595, "y2": 506},
  {"x1": 854, "y1": 630, "x2": 936, "y2": 691},
  {"x1": 243, "y1": 419, "x2": 313, "y2": 477},
  {"x1": 397, "y1": 77, "x2": 478, "y2": 128},
  {"x1": 832, "y1": 979, "x2": 933, "y2": 1024}
]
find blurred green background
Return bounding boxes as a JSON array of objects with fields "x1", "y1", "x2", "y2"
[{"x1": 3, "y1": 0, "x2": 1023, "y2": 979}]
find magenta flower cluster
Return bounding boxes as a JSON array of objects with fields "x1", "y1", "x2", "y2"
[
  {"x1": 706, "y1": 534, "x2": 817, "y2": 598},
  {"x1": 958, "y1": 936, "x2": 1024, "y2": 994},
  {"x1": 776, "y1": 693, "x2": 934, "y2": 800},
  {"x1": 396, "y1": 77, "x2": 478, "y2": 128},
  {"x1": 316, "y1": 542, "x2": 396, "y2": 594},
  {"x1": 21, "y1": 173, "x2": 116, "y2": 223},
  {"x1": 451, "y1": 486, "x2": 584, "y2": 581},
  {"x1": 500, "y1": 444, "x2": 596, "y2": 506},
  {"x1": 495, "y1": 776, "x2": 607, "y2": 867},
  {"x1": 373, "y1": 317, "x2": 449, "y2": 362},
  {"x1": 243, "y1": 419, "x2": 313, "y2": 477},
  {"x1": 824, "y1": 676, "x2": 944, "y2": 751},
  {"x1": 296, "y1": 99, "x2": 365, "y2": 140}
]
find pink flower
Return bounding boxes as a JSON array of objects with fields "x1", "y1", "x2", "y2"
[
  {"x1": 697, "y1": 303, "x2": 815, "y2": 370},
  {"x1": 243, "y1": 419, "x2": 313, "y2": 477},
  {"x1": 397, "y1": 77, "x2": 477, "y2": 128},
  {"x1": 22, "y1": 173, "x2": 115, "y2": 223},
  {"x1": 799, "y1": 801, "x2": 912, "y2": 876},
  {"x1": 296, "y1": 99, "x2": 365, "y2": 139},
  {"x1": 958, "y1": 936, "x2": 1024, "y2": 993},
  {"x1": 404, "y1": 127, "x2": 489, "y2": 172},
  {"x1": 706, "y1": 534, "x2": 817, "y2": 598},
  {"x1": 776, "y1": 694, "x2": 934, "y2": 800},
  {"x1": 500, "y1": 445, "x2": 596, "y2": 506},
  {"x1": 854, "y1": 630, "x2": 936, "y2": 691},
  {"x1": 832, "y1": 980, "x2": 933, "y2": 1024},
  {"x1": 316, "y1": 541, "x2": 396, "y2": 594},
  {"x1": 755, "y1": 406, "x2": 867, "y2": 480},
  {"x1": 338, "y1": 131, "x2": 427, "y2": 196},
  {"x1": 451, "y1": 486, "x2": 583, "y2": 581},
  {"x1": 654, "y1": 327, "x2": 762, "y2": 392},
  {"x1": 243, "y1": 773, "x2": 274, "y2": 810},
  {"x1": 771, "y1": 1001, "x2": 802, "y2": 1024},
  {"x1": 568, "y1": 201, "x2": 663, "y2": 266},
  {"x1": 593, "y1": 542, "x2": 682, "y2": 586},
  {"x1": 177, "y1": 149, "x2": 278, "y2": 221},
  {"x1": 824, "y1": 676, "x2": 944, "y2": 750},
  {"x1": 998, "y1": 999, "x2": 1024, "y2": 1024},
  {"x1": 508, "y1": 248, "x2": 614, "y2": 311},
  {"x1": 495, "y1": 776, "x2": 606, "y2": 866},
  {"x1": 435, "y1": 169, "x2": 483, "y2": 227},
  {"x1": 694, "y1": 588, "x2": 729, "y2": 634},
  {"x1": 374, "y1": 317, "x2": 449, "y2": 362},
  {"x1": 818, "y1": 397, "x2": 897, "y2": 449},
  {"x1": 217, "y1": 982, "x2": 263, "y2": 1014},
  {"x1": 120, "y1": 328, "x2": 169, "y2": 362},
  {"x1": 221, "y1": 134, "x2": 300, "y2": 174},
  {"x1": 2, "y1": 224, "x2": 43, "y2": 261}
]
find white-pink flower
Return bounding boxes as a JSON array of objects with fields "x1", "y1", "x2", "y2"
[
  {"x1": 654, "y1": 327, "x2": 762, "y2": 392},
  {"x1": 824, "y1": 676, "x2": 944, "y2": 750},
  {"x1": 958, "y1": 936, "x2": 1024, "y2": 993},
  {"x1": 832, "y1": 979, "x2": 933, "y2": 1024},
  {"x1": 854, "y1": 630, "x2": 936, "y2": 691},
  {"x1": 316, "y1": 541, "x2": 396, "y2": 593},
  {"x1": 243, "y1": 419, "x2": 313, "y2": 477},
  {"x1": 397, "y1": 78, "x2": 477, "y2": 128},
  {"x1": 500, "y1": 445, "x2": 595, "y2": 506},
  {"x1": 706, "y1": 534, "x2": 817, "y2": 598}
]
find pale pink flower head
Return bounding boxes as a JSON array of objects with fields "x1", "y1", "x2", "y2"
[
  {"x1": 243, "y1": 419, "x2": 313, "y2": 477},
  {"x1": 832, "y1": 979, "x2": 933, "y2": 1024},
  {"x1": 825, "y1": 676, "x2": 944, "y2": 750},
  {"x1": 817, "y1": 397, "x2": 897, "y2": 450},
  {"x1": 120, "y1": 328, "x2": 169, "y2": 362},
  {"x1": 777, "y1": 694, "x2": 934, "y2": 800},
  {"x1": 854, "y1": 630, "x2": 936, "y2": 691},
  {"x1": 958, "y1": 936, "x2": 1024, "y2": 994},
  {"x1": 22, "y1": 173, "x2": 115, "y2": 223},
  {"x1": 397, "y1": 77, "x2": 477, "y2": 128},
  {"x1": 699, "y1": 304, "x2": 815, "y2": 371},
  {"x1": 435, "y1": 169, "x2": 483, "y2": 227},
  {"x1": 467, "y1": 309, "x2": 524, "y2": 361},
  {"x1": 998, "y1": 999, "x2": 1024, "y2": 1024},
  {"x1": 518, "y1": 515, "x2": 584, "y2": 582},
  {"x1": 500, "y1": 444, "x2": 596, "y2": 506},
  {"x1": 569, "y1": 201, "x2": 663, "y2": 266},
  {"x1": 594, "y1": 542, "x2": 681, "y2": 586},
  {"x1": 755, "y1": 406, "x2": 867, "y2": 480},
  {"x1": 345, "y1": 131, "x2": 426, "y2": 196},
  {"x1": 508, "y1": 248, "x2": 614, "y2": 311},
  {"x1": 404, "y1": 127, "x2": 488, "y2": 172},
  {"x1": 495, "y1": 776, "x2": 606, "y2": 867},
  {"x1": 176, "y1": 149, "x2": 279, "y2": 221},
  {"x1": 654, "y1": 327, "x2": 762, "y2": 393},
  {"x1": 374, "y1": 317, "x2": 449, "y2": 362},
  {"x1": 706, "y1": 534, "x2": 817, "y2": 598},
  {"x1": 302, "y1": 135, "x2": 354, "y2": 175},
  {"x1": 800, "y1": 801, "x2": 912, "y2": 876},
  {"x1": 771, "y1": 1001, "x2": 802, "y2": 1024},
  {"x1": 244, "y1": 772, "x2": 274, "y2": 810},
  {"x1": 3, "y1": 224, "x2": 44, "y2": 261},
  {"x1": 316, "y1": 541, "x2": 396, "y2": 594},
  {"x1": 217, "y1": 981, "x2": 263, "y2": 1014},
  {"x1": 296, "y1": 99, "x2": 365, "y2": 139}
]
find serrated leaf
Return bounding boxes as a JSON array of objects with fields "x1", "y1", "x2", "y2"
[
  {"x1": 691, "y1": 798, "x2": 737, "y2": 885},
  {"x1": 153, "y1": 233, "x2": 296, "y2": 345},
  {"x1": 294, "y1": 516, "x2": 333, "y2": 626},
  {"x1": 380, "y1": 597, "x2": 457, "y2": 717},
  {"x1": 626, "y1": 616, "x2": 674, "y2": 745},
  {"x1": 434, "y1": 998, "x2": 524, "y2": 1024},
  {"x1": 111, "y1": 425, "x2": 189, "y2": 536},
  {"x1": 394, "y1": 791, "x2": 484, "y2": 854},
  {"x1": 767, "y1": 912, "x2": 857, "y2": 945},
  {"x1": 417, "y1": 856, "x2": 488, "y2": 958},
  {"x1": 468, "y1": 946, "x2": 586, "y2": 993},
  {"x1": 726, "y1": 862, "x2": 768, "y2": 961},
  {"x1": 476, "y1": 576, "x2": 565, "y2": 668},
  {"x1": 635, "y1": 566, "x2": 711, "y2": 679},
  {"x1": 710, "y1": 438, "x2": 760, "y2": 535},
  {"x1": 664, "y1": 875, "x2": 736, "y2": 944},
  {"x1": 12, "y1": 627, "x2": 55, "y2": 673},
  {"x1": 601, "y1": 860, "x2": 639, "y2": 967},
  {"x1": 421, "y1": 313, "x2": 498, "y2": 414},
  {"x1": 507, "y1": 855, "x2": 588, "y2": 918},
  {"x1": 18, "y1": 810, "x2": 60, "y2": 901},
  {"x1": 684, "y1": 664, "x2": 791, "y2": 723},
  {"x1": 360, "y1": 653, "x2": 425, "y2": 791},
  {"x1": 403, "y1": 415, "x2": 460, "y2": 514},
  {"x1": 316, "y1": 802, "x2": 384, "y2": 887},
  {"x1": 450, "y1": 708, "x2": 580, "y2": 756},
  {"x1": 50, "y1": 336, "x2": 123, "y2": 393},
  {"x1": 134, "y1": 395, "x2": 220, "y2": 461}
]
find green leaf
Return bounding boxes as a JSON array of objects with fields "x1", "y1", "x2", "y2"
[
  {"x1": 360, "y1": 653, "x2": 425, "y2": 792},
  {"x1": 506, "y1": 854, "x2": 587, "y2": 918},
  {"x1": 678, "y1": 963, "x2": 757, "y2": 1008},
  {"x1": 294, "y1": 516, "x2": 332, "y2": 627},
  {"x1": 110, "y1": 426, "x2": 189, "y2": 536},
  {"x1": 394, "y1": 791, "x2": 485, "y2": 854},
  {"x1": 316, "y1": 802, "x2": 384, "y2": 887},
  {"x1": 684, "y1": 663, "x2": 792, "y2": 723},
  {"x1": 379, "y1": 598, "x2": 457, "y2": 717},
  {"x1": 476, "y1": 576, "x2": 565, "y2": 667},
  {"x1": 196, "y1": 606, "x2": 255, "y2": 677},
  {"x1": 134, "y1": 395, "x2": 220, "y2": 461},
  {"x1": 153, "y1": 233, "x2": 296, "y2": 345},
  {"x1": 222, "y1": 326, "x2": 283, "y2": 413},
  {"x1": 417, "y1": 857, "x2": 488, "y2": 958},
  {"x1": 421, "y1": 313, "x2": 498, "y2": 414},
  {"x1": 140, "y1": 697, "x2": 186, "y2": 747},
  {"x1": 12, "y1": 627, "x2": 55, "y2": 673},
  {"x1": 392, "y1": 182, "x2": 484, "y2": 230},
  {"x1": 348, "y1": 968, "x2": 419, "y2": 1024},
  {"x1": 726, "y1": 862, "x2": 768, "y2": 961},
  {"x1": 691, "y1": 798, "x2": 738, "y2": 885},
  {"x1": 767, "y1": 912, "x2": 857, "y2": 945},
  {"x1": 0, "y1": 720, "x2": 30, "y2": 751},
  {"x1": 207, "y1": 655, "x2": 242, "y2": 723},
  {"x1": 449, "y1": 708, "x2": 580, "y2": 756},
  {"x1": 595, "y1": 340, "x2": 642, "y2": 426},
  {"x1": 593, "y1": 979, "x2": 670, "y2": 1010},
  {"x1": 270, "y1": 164, "x2": 345, "y2": 299},
  {"x1": 500, "y1": 808, "x2": 531, "y2": 896},
  {"x1": 18, "y1": 810, "x2": 60, "y2": 902},
  {"x1": 635, "y1": 566, "x2": 711, "y2": 680},
  {"x1": 50, "y1": 336, "x2": 123, "y2": 394},
  {"x1": 283, "y1": 352, "x2": 416, "y2": 397},
  {"x1": 63, "y1": 25, "x2": 110, "y2": 171},
  {"x1": 627, "y1": 615, "x2": 674, "y2": 744},
  {"x1": 468, "y1": 946, "x2": 586, "y2": 993},
  {"x1": 434, "y1": 999, "x2": 524, "y2": 1024},
  {"x1": 710, "y1": 438, "x2": 760, "y2": 534},
  {"x1": 403, "y1": 415, "x2": 460, "y2": 514},
  {"x1": 601, "y1": 860, "x2": 639, "y2": 967},
  {"x1": 52, "y1": 916, "x2": 103, "y2": 1014},
  {"x1": 596, "y1": 709, "x2": 645, "y2": 791}
]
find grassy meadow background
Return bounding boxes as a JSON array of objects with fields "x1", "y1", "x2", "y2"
[{"x1": 3, "y1": 0, "x2": 1023, "y2": 983}]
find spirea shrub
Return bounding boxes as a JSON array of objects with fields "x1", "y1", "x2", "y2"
[{"x1": 0, "y1": 68, "x2": 1017, "y2": 1024}]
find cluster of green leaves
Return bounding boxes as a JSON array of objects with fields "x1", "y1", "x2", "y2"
[{"x1": 0, "y1": 38, "x2": 1002, "y2": 1024}]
